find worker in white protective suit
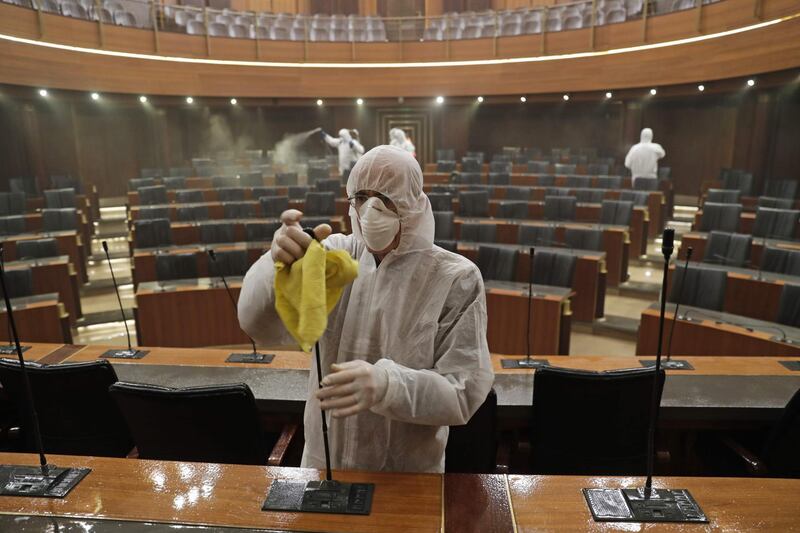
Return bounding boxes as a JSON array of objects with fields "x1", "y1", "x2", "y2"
[
  {"x1": 624, "y1": 127, "x2": 666, "y2": 188},
  {"x1": 322, "y1": 128, "x2": 365, "y2": 180},
  {"x1": 389, "y1": 128, "x2": 416, "y2": 157},
  {"x1": 238, "y1": 145, "x2": 493, "y2": 473}
]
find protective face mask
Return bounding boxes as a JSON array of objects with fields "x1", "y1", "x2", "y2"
[{"x1": 358, "y1": 197, "x2": 400, "y2": 251}]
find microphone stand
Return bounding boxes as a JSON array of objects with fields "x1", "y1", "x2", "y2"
[
  {"x1": 0, "y1": 247, "x2": 90, "y2": 498},
  {"x1": 0, "y1": 247, "x2": 31, "y2": 356},
  {"x1": 100, "y1": 241, "x2": 147, "y2": 359},
  {"x1": 584, "y1": 229, "x2": 707, "y2": 523},
  {"x1": 501, "y1": 247, "x2": 549, "y2": 369},
  {"x1": 207, "y1": 249, "x2": 273, "y2": 364}
]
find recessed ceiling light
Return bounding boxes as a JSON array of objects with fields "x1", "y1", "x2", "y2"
[
  {"x1": 185, "y1": 96, "x2": 194, "y2": 104},
  {"x1": 230, "y1": 98, "x2": 237, "y2": 105},
  {"x1": 697, "y1": 84, "x2": 705, "y2": 92},
  {"x1": 562, "y1": 94, "x2": 570, "y2": 101},
  {"x1": 747, "y1": 78, "x2": 755, "y2": 87},
  {"x1": 476, "y1": 96, "x2": 484, "y2": 103},
  {"x1": 650, "y1": 88, "x2": 657, "y2": 96},
  {"x1": 356, "y1": 98, "x2": 364, "y2": 105},
  {"x1": 316, "y1": 99, "x2": 323, "y2": 106},
  {"x1": 90, "y1": 92, "x2": 100, "y2": 100},
  {"x1": 38, "y1": 89, "x2": 48, "y2": 97},
  {"x1": 605, "y1": 92, "x2": 612, "y2": 99},
  {"x1": 520, "y1": 96, "x2": 527, "y2": 103},
  {"x1": 139, "y1": 95, "x2": 148, "y2": 103},
  {"x1": 435, "y1": 96, "x2": 444, "y2": 104}
]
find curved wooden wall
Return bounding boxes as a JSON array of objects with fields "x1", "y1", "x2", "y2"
[{"x1": 0, "y1": 0, "x2": 798, "y2": 97}]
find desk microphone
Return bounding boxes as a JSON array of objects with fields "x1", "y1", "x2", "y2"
[
  {"x1": 0, "y1": 246, "x2": 90, "y2": 497},
  {"x1": 207, "y1": 249, "x2": 273, "y2": 364},
  {"x1": 100, "y1": 241, "x2": 147, "y2": 359},
  {"x1": 663, "y1": 246, "x2": 693, "y2": 369},
  {"x1": 501, "y1": 247, "x2": 549, "y2": 369}
]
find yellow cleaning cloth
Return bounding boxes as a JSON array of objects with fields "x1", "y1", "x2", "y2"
[{"x1": 274, "y1": 240, "x2": 359, "y2": 352}]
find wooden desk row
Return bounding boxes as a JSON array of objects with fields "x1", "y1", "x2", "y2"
[
  {"x1": 133, "y1": 277, "x2": 572, "y2": 355},
  {"x1": 679, "y1": 232, "x2": 800, "y2": 269},
  {"x1": 1, "y1": 452, "x2": 797, "y2": 532},
  {"x1": 1, "y1": 230, "x2": 88, "y2": 283},
  {"x1": 4, "y1": 256, "x2": 82, "y2": 324},
  {"x1": 24, "y1": 189, "x2": 99, "y2": 221},
  {"x1": 0, "y1": 294, "x2": 72, "y2": 344}
]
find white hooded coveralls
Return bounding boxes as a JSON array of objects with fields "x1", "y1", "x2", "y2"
[
  {"x1": 238, "y1": 145, "x2": 494, "y2": 473},
  {"x1": 389, "y1": 128, "x2": 416, "y2": 156},
  {"x1": 624, "y1": 128, "x2": 666, "y2": 183},
  {"x1": 324, "y1": 128, "x2": 365, "y2": 175}
]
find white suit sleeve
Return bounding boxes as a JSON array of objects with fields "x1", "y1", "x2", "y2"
[
  {"x1": 323, "y1": 134, "x2": 341, "y2": 148},
  {"x1": 654, "y1": 143, "x2": 666, "y2": 159},
  {"x1": 370, "y1": 266, "x2": 494, "y2": 426},
  {"x1": 624, "y1": 147, "x2": 634, "y2": 169},
  {"x1": 351, "y1": 139, "x2": 365, "y2": 157}
]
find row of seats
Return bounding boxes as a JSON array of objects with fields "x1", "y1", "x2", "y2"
[
  {"x1": 0, "y1": 208, "x2": 78, "y2": 235},
  {"x1": 134, "y1": 178, "x2": 340, "y2": 204},
  {"x1": 442, "y1": 172, "x2": 641, "y2": 192},
  {"x1": 436, "y1": 148, "x2": 619, "y2": 167},
  {"x1": 701, "y1": 231, "x2": 800, "y2": 275},
  {"x1": 706, "y1": 188, "x2": 797, "y2": 209},
  {"x1": 3, "y1": 0, "x2": 140, "y2": 27},
  {"x1": 716, "y1": 169, "x2": 798, "y2": 199},
  {"x1": 154, "y1": 249, "x2": 250, "y2": 281},
  {"x1": 136, "y1": 190, "x2": 336, "y2": 218},
  {"x1": 8, "y1": 175, "x2": 84, "y2": 196},
  {"x1": 700, "y1": 204, "x2": 799, "y2": 240}
]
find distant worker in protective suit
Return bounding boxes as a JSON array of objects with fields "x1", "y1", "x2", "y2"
[
  {"x1": 321, "y1": 128, "x2": 365, "y2": 180},
  {"x1": 624, "y1": 127, "x2": 666, "y2": 188},
  {"x1": 238, "y1": 145, "x2": 494, "y2": 473},
  {"x1": 389, "y1": 128, "x2": 416, "y2": 158}
]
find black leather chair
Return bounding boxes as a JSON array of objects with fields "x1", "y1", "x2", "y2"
[
  {"x1": 245, "y1": 221, "x2": 280, "y2": 242},
  {"x1": 162, "y1": 176, "x2": 187, "y2": 190},
  {"x1": 208, "y1": 249, "x2": 249, "y2": 278},
  {"x1": 763, "y1": 179, "x2": 798, "y2": 200},
  {"x1": 466, "y1": 151, "x2": 485, "y2": 163},
  {"x1": 155, "y1": 253, "x2": 198, "y2": 282},
  {"x1": 527, "y1": 161, "x2": 550, "y2": 174},
  {"x1": 0, "y1": 216, "x2": 26, "y2": 236},
  {"x1": 0, "y1": 192, "x2": 26, "y2": 216},
  {"x1": 458, "y1": 190, "x2": 490, "y2": 218},
  {"x1": 44, "y1": 187, "x2": 77, "y2": 209},
  {"x1": 537, "y1": 175, "x2": 556, "y2": 187},
  {"x1": 176, "y1": 205, "x2": 209, "y2": 222},
  {"x1": 436, "y1": 148, "x2": 456, "y2": 161},
  {"x1": 315, "y1": 179, "x2": 341, "y2": 194},
  {"x1": 518, "y1": 225, "x2": 556, "y2": 247},
  {"x1": 454, "y1": 172, "x2": 482, "y2": 185},
  {"x1": 15, "y1": 238, "x2": 59, "y2": 260},
  {"x1": 129, "y1": 178, "x2": 156, "y2": 191},
  {"x1": 109, "y1": 382, "x2": 285, "y2": 466},
  {"x1": 10, "y1": 177, "x2": 38, "y2": 196},
  {"x1": 276, "y1": 172, "x2": 298, "y2": 186},
  {"x1": 699, "y1": 203, "x2": 742, "y2": 233},
  {"x1": 702, "y1": 231, "x2": 751, "y2": 268},
  {"x1": 137, "y1": 185, "x2": 168, "y2": 206},
  {"x1": 706, "y1": 188, "x2": 741, "y2": 204},
  {"x1": 445, "y1": 389, "x2": 499, "y2": 474},
  {"x1": 496, "y1": 200, "x2": 528, "y2": 219},
  {"x1": 619, "y1": 191, "x2": 650, "y2": 206},
  {"x1": 668, "y1": 264, "x2": 727, "y2": 311},
  {"x1": 50, "y1": 175, "x2": 82, "y2": 193},
  {"x1": 199, "y1": 222, "x2": 235, "y2": 244},
  {"x1": 489, "y1": 161, "x2": 511, "y2": 173},
  {"x1": 477, "y1": 245, "x2": 518, "y2": 281},
  {"x1": 239, "y1": 172, "x2": 263, "y2": 187},
  {"x1": 307, "y1": 166, "x2": 330, "y2": 184},
  {"x1": 287, "y1": 185, "x2": 310, "y2": 200},
  {"x1": 776, "y1": 284, "x2": 800, "y2": 328},
  {"x1": 1, "y1": 268, "x2": 33, "y2": 298},
  {"x1": 575, "y1": 188, "x2": 605, "y2": 204},
  {"x1": 600, "y1": 200, "x2": 634, "y2": 226},
  {"x1": 460, "y1": 222, "x2": 496, "y2": 243},
  {"x1": 461, "y1": 157, "x2": 481, "y2": 173},
  {"x1": 133, "y1": 218, "x2": 173, "y2": 248},
  {"x1": 304, "y1": 192, "x2": 336, "y2": 216},
  {"x1": 218, "y1": 187, "x2": 246, "y2": 202},
  {"x1": 433, "y1": 211, "x2": 454, "y2": 240},
  {"x1": 212, "y1": 175, "x2": 240, "y2": 188},
  {"x1": 138, "y1": 207, "x2": 170, "y2": 220},
  {"x1": 428, "y1": 193, "x2": 453, "y2": 212},
  {"x1": 721, "y1": 169, "x2": 753, "y2": 196},
  {"x1": 595, "y1": 175, "x2": 621, "y2": 189},
  {"x1": 760, "y1": 246, "x2": 800, "y2": 276},
  {"x1": 0, "y1": 359, "x2": 133, "y2": 457},
  {"x1": 758, "y1": 197, "x2": 794, "y2": 210},
  {"x1": 169, "y1": 167, "x2": 193, "y2": 177},
  {"x1": 436, "y1": 161, "x2": 456, "y2": 173},
  {"x1": 752, "y1": 208, "x2": 799, "y2": 240},
  {"x1": 505, "y1": 186, "x2": 531, "y2": 201},
  {"x1": 42, "y1": 208, "x2": 78, "y2": 231},
  {"x1": 252, "y1": 186, "x2": 279, "y2": 199},
  {"x1": 533, "y1": 251, "x2": 576, "y2": 288},
  {"x1": 139, "y1": 167, "x2": 163, "y2": 179},
  {"x1": 543, "y1": 196, "x2": 577, "y2": 221},
  {"x1": 223, "y1": 202, "x2": 256, "y2": 219},
  {"x1": 564, "y1": 228, "x2": 603, "y2": 251},
  {"x1": 588, "y1": 163, "x2": 610, "y2": 175},
  {"x1": 633, "y1": 178, "x2": 658, "y2": 191},
  {"x1": 259, "y1": 196, "x2": 289, "y2": 218},
  {"x1": 565, "y1": 175, "x2": 591, "y2": 188},
  {"x1": 488, "y1": 172, "x2": 511, "y2": 186},
  {"x1": 529, "y1": 366, "x2": 665, "y2": 475},
  {"x1": 554, "y1": 163, "x2": 577, "y2": 175},
  {"x1": 175, "y1": 190, "x2": 204, "y2": 204}
]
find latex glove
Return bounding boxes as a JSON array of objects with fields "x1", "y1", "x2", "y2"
[
  {"x1": 349, "y1": 140, "x2": 355, "y2": 149},
  {"x1": 316, "y1": 360, "x2": 389, "y2": 418},
  {"x1": 270, "y1": 209, "x2": 332, "y2": 266},
  {"x1": 320, "y1": 130, "x2": 328, "y2": 139}
]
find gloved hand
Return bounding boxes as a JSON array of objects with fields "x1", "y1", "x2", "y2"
[
  {"x1": 270, "y1": 209, "x2": 332, "y2": 266},
  {"x1": 349, "y1": 140, "x2": 355, "y2": 149},
  {"x1": 320, "y1": 130, "x2": 328, "y2": 139},
  {"x1": 316, "y1": 360, "x2": 389, "y2": 418}
]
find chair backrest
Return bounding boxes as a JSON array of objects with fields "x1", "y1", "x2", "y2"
[
  {"x1": 287, "y1": 185, "x2": 309, "y2": 200},
  {"x1": 465, "y1": 151, "x2": 485, "y2": 163},
  {"x1": 109, "y1": 381, "x2": 276, "y2": 465},
  {"x1": 564, "y1": 228, "x2": 603, "y2": 251},
  {"x1": 223, "y1": 201, "x2": 256, "y2": 220},
  {"x1": 633, "y1": 177, "x2": 658, "y2": 190},
  {"x1": 1, "y1": 268, "x2": 33, "y2": 298},
  {"x1": 530, "y1": 366, "x2": 665, "y2": 474},
  {"x1": 0, "y1": 215, "x2": 26, "y2": 236},
  {"x1": 595, "y1": 175, "x2": 621, "y2": 189},
  {"x1": 721, "y1": 170, "x2": 753, "y2": 196},
  {"x1": 533, "y1": 250, "x2": 576, "y2": 287},
  {"x1": 554, "y1": 163, "x2": 577, "y2": 175},
  {"x1": 208, "y1": 249, "x2": 249, "y2": 278},
  {"x1": 574, "y1": 188, "x2": 605, "y2": 204},
  {"x1": 212, "y1": 175, "x2": 240, "y2": 188},
  {"x1": 460, "y1": 222, "x2": 496, "y2": 243},
  {"x1": 259, "y1": 196, "x2": 289, "y2": 218},
  {"x1": 699, "y1": 203, "x2": 742, "y2": 233},
  {"x1": 496, "y1": 200, "x2": 528, "y2": 220},
  {"x1": 436, "y1": 148, "x2": 456, "y2": 161},
  {"x1": 176, "y1": 205, "x2": 209, "y2": 222},
  {"x1": 760, "y1": 246, "x2": 800, "y2": 275},
  {"x1": 702, "y1": 231, "x2": 751, "y2": 267},
  {"x1": 619, "y1": 190, "x2": 650, "y2": 206},
  {"x1": 668, "y1": 264, "x2": 727, "y2": 311},
  {"x1": 505, "y1": 186, "x2": 531, "y2": 201},
  {"x1": 138, "y1": 185, "x2": 168, "y2": 206},
  {"x1": 0, "y1": 192, "x2": 26, "y2": 216},
  {"x1": 199, "y1": 222, "x2": 235, "y2": 244},
  {"x1": 600, "y1": 199, "x2": 633, "y2": 226},
  {"x1": 706, "y1": 188, "x2": 741, "y2": 204},
  {"x1": 752, "y1": 207, "x2": 799, "y2": 240},
  {"x1": 488, "y1": 172, "x2": 511, "y2": 186},
  {"x1": 775, "y1": 283, "x2": 800, "y2": 328},
  {"x1": 454, "y1": 172, "x2": 482, "y2": 185},
  {"x1": 162, "y1": 176, "x2": 187, "y2": 190},
  {"x1": 155, "y1": 253, "x2": 198, "y2": 281},
  {"x1": 461, "y1": 157, "x2": 481, "y2": 173},
  {"x1": 437, "y1": 161, "x2": 456, "y2": 173},
  {"x1": 763, "y1": 180, "x2": 798, "y2": 200},
  {"x1": 0, "y1": 359, "x2": 133, "y2": 457},
  {"x1": 760, "y1": 386, "x2": 800, "y2": 477},
  {"x1": 458, "y1": 190, "x2": 490, "y2": 218},
  {"x1": 565, "y1": 175, "x2": 591, "y2": 188},
  {"x1": 588, "y1": 163, "x2": 610, "y2": 176},
  {"x1": 543, "y1": 195, "x2": 577, "y2": 221},
  {"x1": 138, "y1": 206, "x2": 170, "y2": 221},
  {"x1": 758, "y1": 197, "x2": 794, "y2": 210},
  {"x1": 307, "y1": 166, "x2": 330, "y2": 184},
  {"x1": 445, "y1": 389, "x2": 497, "y2": 473},
  {"x1": 276, "y1": 172, "x2": 298, "y2": 186},
  {"x1": 433, "y1": 211, "x2": 454, "y2": 240},
  {"x1": 42, "y1": 208, "x2": 77, "y2": 231},
  {"x1": 15, "y1": 238, "x2": 59, "y2": 260},
  {"x1": 315, "y1": 178, "x2": 341, "y2": 194},
  {"x1": 217, "y1": 187, "x2": 245, "y2": 202},
  {"x1": 428, "y1": 192, "x2": 453, "y2": 212},
  {"x1": 129, "y1": 177, "x2": 155, "y2": 191},
  {"x1": 489, "y1": 161, "x2": 511, "y2": 173},
  {"x1": 476, "y1": 245, "x2": 518, "y2": 282},
  {"x1": 518, "y1": 225, "x2": 556, "y2": 246},
  {"x1": 304, "y1": 192, "x2": 335, "y2": 216},
  {"x1": 44, "y1": 187, "x2": 77, "y2": 209},
  {"x1": 133, "y1": 218, "x2": 172, "y2": 248}
]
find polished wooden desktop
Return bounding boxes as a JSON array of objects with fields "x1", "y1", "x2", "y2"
[
  {"x1": 0, "y1": 453, "x2": 797, "y2": 532},
  {"x1": 4, "y1": 256, "x2": 82, "y2": 325},
  {"x1": 0, "y1": 294, "x2": 71, "y2": 344}
]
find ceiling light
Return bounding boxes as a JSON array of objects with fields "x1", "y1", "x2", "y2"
[
  {"x1": 185, "y1": 96, "x2": 194, "y2": 104},
  {"x1": 139, "y1": 95, "x2": 147, "y2": 103},
  {"x1": 697, "y1": 84, "x2": 705, "y2": 92},
  {"x1": 650, "y1": 88, "x2": 657, "y2": 96},
  {"x1": 90, "y1": 92, "x2": 100, "y2": 100},
  {"x1": 605, "y1": 92, "x2": 612, "y2": 99},
  {"x1": 230, "y1": 98, "x2": 237, "y2": 105},
  {"x1": 38, "y1": 89, "x2": 48, "y2": 97},
  {"x1": 435, "y1": 96, "x2": 444, "y2": 104},
  {"x1": 476, "y1": 96, "x2": 484, "y2": 103},
  {"x1": 520, "y1": 96, "x2": 527, "y2": 103},
  {"x1": 316, "y1": 99, "x2": 323, "y2": 106},
  {"x1": 356, "y1": 98, "x2": 364, "y2": 105},
  {"x1": 562, "y1": 94, "x2": 570, "y2": 101},
  {"x1": 747, "y1": 78, "x2": 755, "y2": 87}
]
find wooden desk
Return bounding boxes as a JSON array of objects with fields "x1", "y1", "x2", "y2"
[
  {"x1": 1, "y1": 230, "x2": 88, "y2": 283},
  {"x1": 4, "y1": 256, "x2": 82, "y2": 324},
  {"x1": 460, "y1": 244, "x2": 604, "y2": 322},
  {"x1": 127, "y1": 180, "x2": 344, "y2": 206},
  {"x1": 455, "y1": 217, "x2": 629, "y2": 287},
  {"x1": 130, "y1": 198, "x2": 351, "y2": 222},
  {"x1": 0, "y1": 294, "x2": 72, "y2": 344},
  {"x1": 679, "y1": 232, "x2": 800, "y2": 269}
]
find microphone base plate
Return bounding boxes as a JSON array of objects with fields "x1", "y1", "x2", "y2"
[
  {"x1": 779, "y1": 361, "x2": 800, "y2": 371},
  {"x1": 101, "y1": 349, "x2": 149, "y2": 360},
  {"x1": 639, "y1": 359, "x2": 694, "y2": 370},
  {"x1": 227, "y1": 352, "x2": 275, "y2": 364},
  {"x1": 0, "y1": 345, "x2": 30, "y2": 355},
  {"x1": 501, "y1": 358, "x2": 550, "y2": 369},
  {"x1": 583, "y1": 487, "x2": 707, "y2": 523},
  {"x1": 263, "y1": 479, "x2": 374, "y2": 515},
  {"x1": 0, "y1": 464, "x2": 91, "y2": 498}
]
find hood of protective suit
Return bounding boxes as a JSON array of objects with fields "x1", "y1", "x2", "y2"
[
  {"x1": 339, "y1": 129, "x2": 352, "y2": 142},
  {"x1": 346, "y1": 145, "x2": 434, "y2": 254},
  {"x1": 640, "y1": 128, "x2": 654, "y2": 143},
  {"x1": 389, "y1": 128, "x2": 407, "y2": 143}
]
